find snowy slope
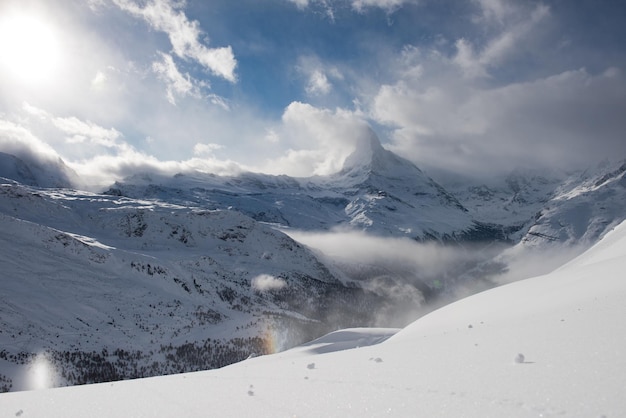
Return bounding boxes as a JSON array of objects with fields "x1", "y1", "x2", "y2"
[
  {"x1": 0, "y1": 181, "x2": 385, "y2": 391},
  {"x1": 2, "y1": 220, "x2": 625, "y2": 417}
]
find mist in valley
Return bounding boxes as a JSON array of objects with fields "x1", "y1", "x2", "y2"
[{"x1": 286, "y1": 229, "x2": 585, "y2": 329}]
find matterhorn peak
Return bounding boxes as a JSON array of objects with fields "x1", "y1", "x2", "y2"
[
  {"x1": 339, "y1": 129, "x2": 426, "y2": 182},
  {"x1": 345, "y1": 129, "x2": 385, "y2": 166},
  {"x1": 340, "y1": 129, "x2": 393, "y2": 174}
]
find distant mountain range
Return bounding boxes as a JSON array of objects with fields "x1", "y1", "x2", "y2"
[
  {"x1": 107, "y1": 131, "x2": 506, "y2": 242},
  {"x1": 1, "y1": 133, "x2": 624, "y2": 392}
]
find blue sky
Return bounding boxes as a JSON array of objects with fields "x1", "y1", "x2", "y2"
[{"x1": 1, "y1": 0, "x2": 625, "y2": 187}]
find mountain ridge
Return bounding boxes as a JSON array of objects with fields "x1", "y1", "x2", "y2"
[{"x1": 106, "y1": 133, "x2": 477, "y2": 240}]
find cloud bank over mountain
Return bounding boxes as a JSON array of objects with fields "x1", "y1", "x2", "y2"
[{"x1": 1, "y1": 0, "x2": 625, "y2": 187}]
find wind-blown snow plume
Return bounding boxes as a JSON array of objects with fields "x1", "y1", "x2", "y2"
[{"x1": 251, "y1": 274, "x2": 287, "y2": 292}]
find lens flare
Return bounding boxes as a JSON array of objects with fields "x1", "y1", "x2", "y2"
[
  {"x1": 261, "y1": 326, "x2": 289, "y2": 354},
  {"x1": 29, "y1": 353, "x2": 55, "y2": 390}
]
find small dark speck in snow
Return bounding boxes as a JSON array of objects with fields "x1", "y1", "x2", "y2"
[
  {"x1": 15, "y1": 410, "x2": 23, "y2": 417},
  {"x1": 307, "y1": 362, "x2": 316, "y2": 370}
]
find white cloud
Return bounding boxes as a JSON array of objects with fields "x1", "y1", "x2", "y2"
[
  {"x1": 112, "y1": 0, "x2": 237, "y2": 82},
  {"x1": 372, "y1": 63, "x2": 626, "y2": 177},
  {"x1": 297, "y1": 55, "x2": 343, "y2": 97},
  {"x1": 287, "y1": 0, "x2": 416, "y2": 16},
  {"x1": 86, "y1": 0, "x2": 106, "y2": 12},
  {"x1": 298, "y1": 0, "x2": 335, "y2": 20},
  {"x1": 0, "y1": 119, "x2": 80, "y2": 187},
  {"x1": 353, "y1": 0, "x2": 626, "y2": 178},
  {"x1": 287, "y1": 0, "x2": 311, "y2": 9},
  {"x1": 0, "y1": 119, "x2": 60, "y2": 161},
  {"x1": 2, "y1": 0, "x2": 622, "y2": 189},
  {"x1": 482, "y1": 4, "x2": 549, "y2": 66},
  {"x1": 453, "y1": 38, "x2": 488, "y2": 79},
  {"x1": 21, "y1": 102, "x2": 49, "y2": 120},
  {"x1": 152, "y1": 52, "x2": 199, "y2": 105},
  {"x1": 22, "y1": 103, "x2": 123, "y2": 150},
  {"x1": 12, "y1": 104, "x2": 232, "y2": 188},
  {"x1": 264, "y1": 129, "x2": 280, "y2": 144},
  {"x1": 207, "y1": 94, "x2": 230, "y2": 111},
  {"x1": 91, "y1": 71, "x2": 107, "y2": 88},
  {"x1": 52, "y1": 117, "x2": 122, "y2": 148},
  {"x1": 67, "y1": 149, "x2": 243, "y2": 189},
  {"x1": 472, "y1": 0, "x2": 513, "y2": 24},
  {"x1": 306, "y1": 70, "x2": 331, "y2": 95},
  {"x1": 254, "y1": 101, "x2": 370, "y2": 176},
  {"x1": 251, "y1": 274, "x2": 287, "y2": 292},
  {"x1": 193, "y1": 142, "x2": 223, "y2": 156},
  {"x1": 453, "y1": 3, "x2": 550, "y2": 79},
  {"x1": 351, "y1": 0, "x2": 416, "y2": 13}
]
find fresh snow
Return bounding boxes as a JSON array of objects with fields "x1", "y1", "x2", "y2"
[{"x1": 2, "y1": 220, "x2": 626, "y2": 417}]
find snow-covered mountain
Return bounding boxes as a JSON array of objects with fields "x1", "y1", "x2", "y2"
[
  {"x1": 1, "y1": 133, "x2": 625, "y2": 394},
  {"x1": 0, "y1": 152, "x2": 77, "y2": 188},
  {"x1": 108, "y1": 135, "x2": 626, "y2": 248},
  {"x1": 0, "y1": 181, "x2": 388, "y2": 391},
  {"x1": 520, "y1": 160, "x2": 626, "y2": 247},
  {"x1": 108, "y1": 132, "x2": 478, "y2": 241},
  {"x1": 3, "y1": 218, "x2": 625, "y2": 417},
  {"x1": 447, "y1": 160, "x2": 626, "y2": 248},
  {"x1": 446, "y1": 167, "x2": 567, "y2": 228},
  {"x1": 436, "y1": 160, "x2": 626, "y2": 287}
]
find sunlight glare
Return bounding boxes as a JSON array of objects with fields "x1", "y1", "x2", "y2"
[
  {"x1": 29, "y1": 353, "x2": 55, "y2": 390},
  {"x1": 0, "y1": 13, "x2": 63, "y2": 84}
]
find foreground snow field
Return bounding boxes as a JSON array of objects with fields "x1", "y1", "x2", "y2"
[{"x1": 2, "y1": 222, "x2": 626, "y2": 417}]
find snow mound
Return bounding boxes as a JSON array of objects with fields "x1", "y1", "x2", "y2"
[{"x1": 292, "y1": 328, "x2": 399, "y2": 355}]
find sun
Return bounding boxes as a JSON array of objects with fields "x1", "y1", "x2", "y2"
[{"x1": 0, "y1": 13, "x2": 62, "y2": 84}]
